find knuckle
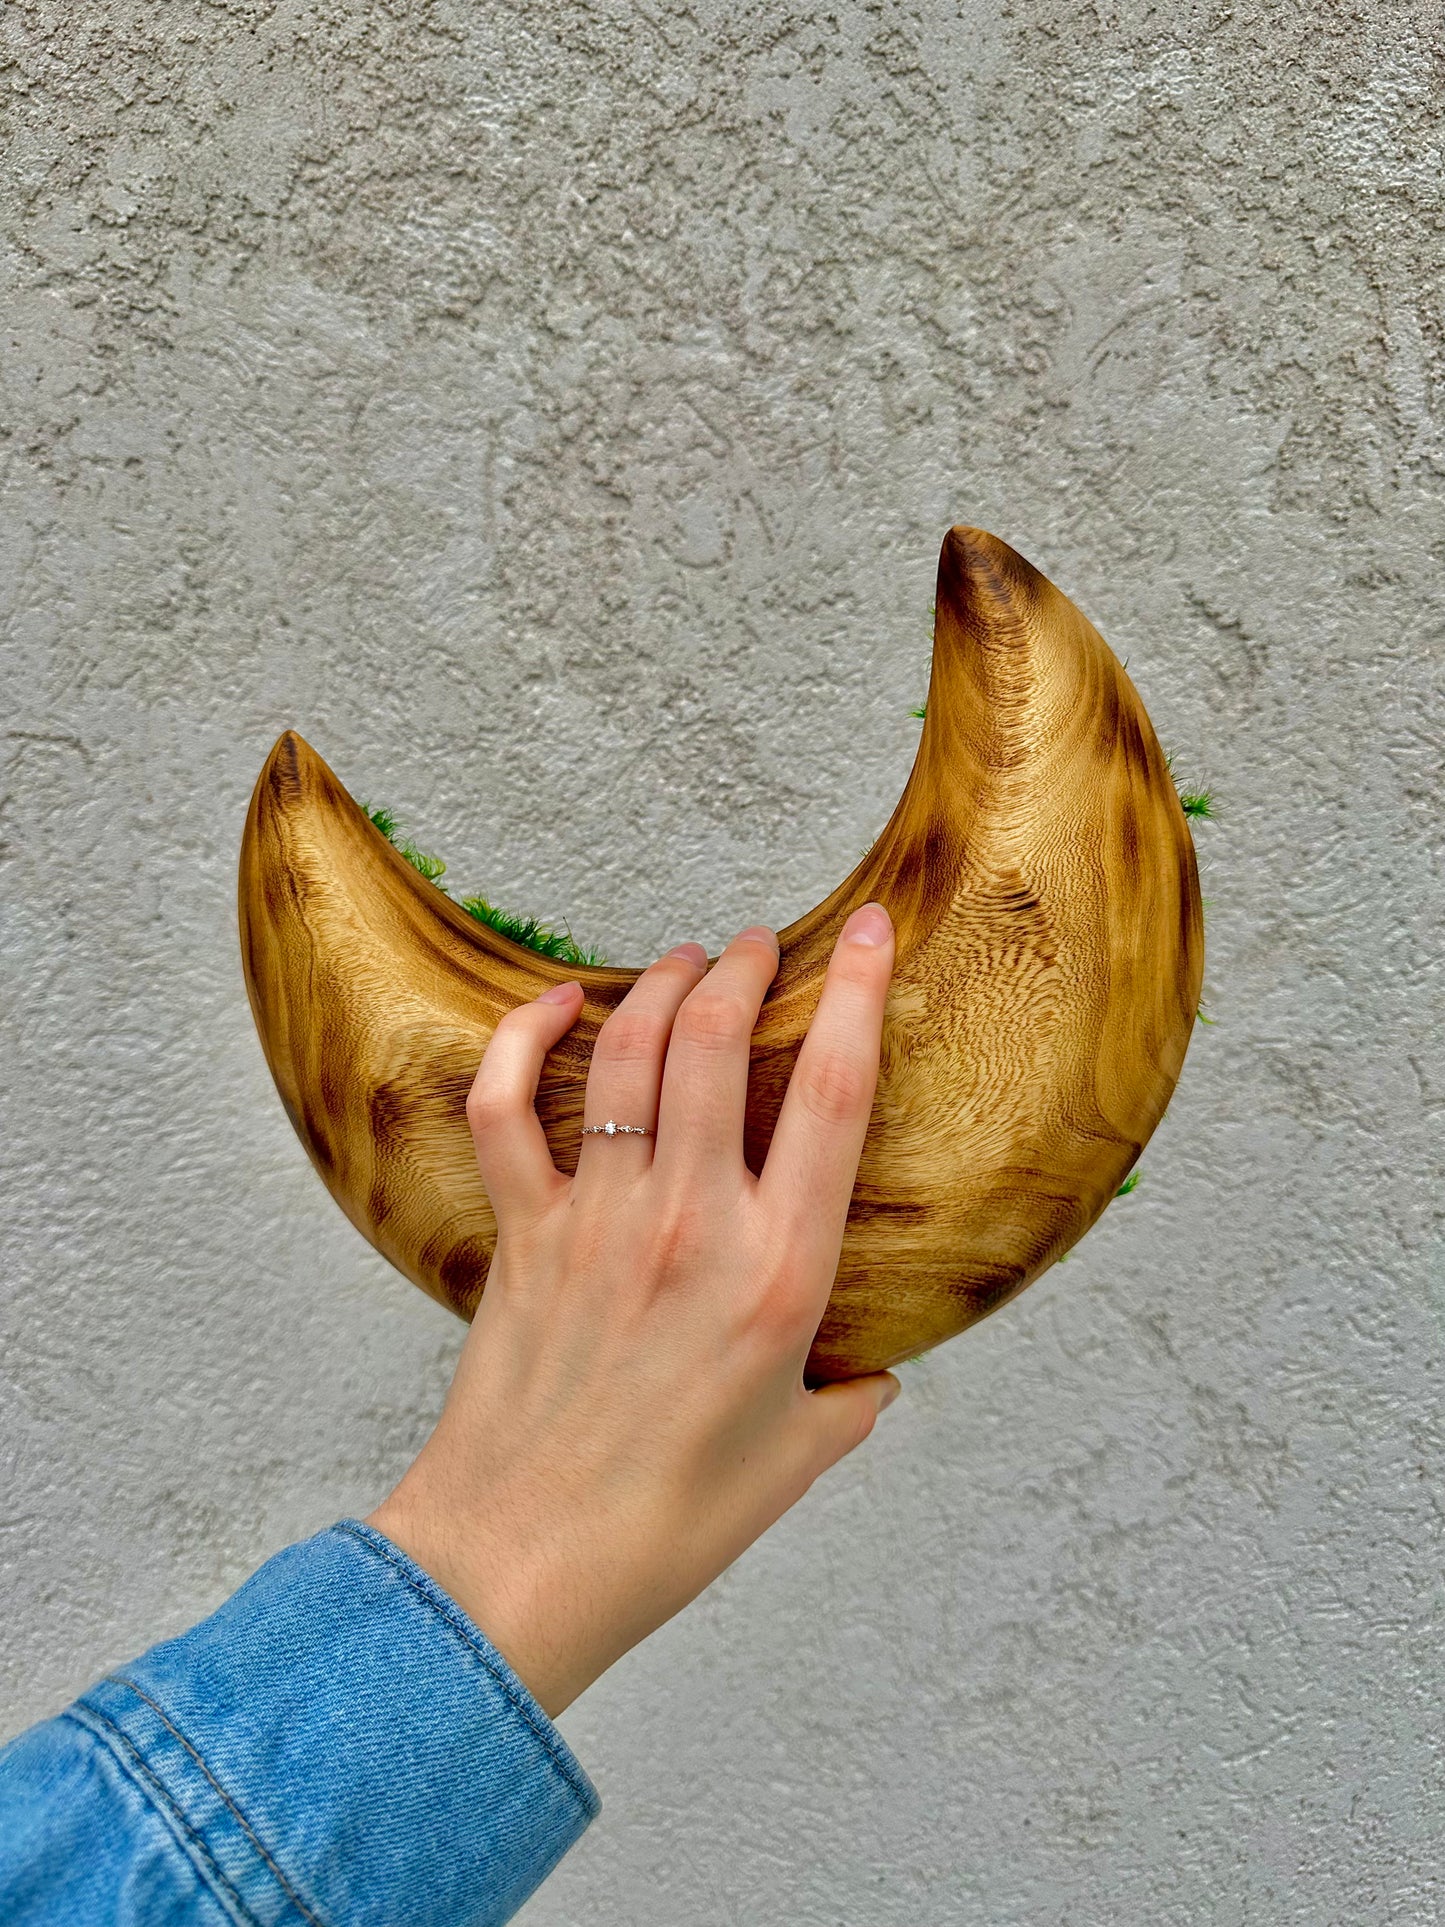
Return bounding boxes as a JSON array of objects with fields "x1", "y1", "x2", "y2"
[
  {"x1": 595, "y1": 1009, "x2": 662, "y2": 1069},
  {"x1": 797, "y1": 1053, "x2": 871, "y2": 1126},
  {"x1": 465, "y1": 1081, "x2": 514, "y2": 1136},
  {"x1": 647, "y1": 1197, "x2": 708, "y2": 1281},
  {"x1": 675, "y1": 991, "x2": 749, "y2": 1052},
  {"x1": 729, "y1": 1252, "x2": 814, "y2": 1344},
  {"x1": 848, "y1": 1396, "x2": 880, "y2": 1451},
  {"x1": 743, "y1": 1282, "x2": 811, "y2": 1351}
]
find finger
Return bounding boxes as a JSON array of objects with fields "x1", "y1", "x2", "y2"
[
  {"x1": 803, "y1": 1373, "x2": 902, "y2": 1476},
  {"x1": 466, "y1": 981, "x2": 583, "y2": 1224},
  {"x1": 652, "y1": 924, "x2": 780, "y2": 1188},
  {"x1": 757, "y1": 902, "x2": 894, "y2": 1261},
  {"x1": 576, "y1": 942, "x2": 709, "y2": 1182}
]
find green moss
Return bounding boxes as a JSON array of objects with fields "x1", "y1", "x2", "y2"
[
  {"x1": 402, "y1": 843, "x2": 448, "y2": 886},
  {"x1": 361, "y1": 801, "x2": 607, "y2": 967},
  {"x1": 457, "y1": 897, "x2": 606, "y2": 968},
  {"x1": 1163, "y1": 751, "x2": 1218, "y2": 821}
]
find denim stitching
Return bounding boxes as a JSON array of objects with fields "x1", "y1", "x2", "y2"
[
  {"x1": 66, "y1": 1706, "x2": 267, "y2": 1927},
  {"x1": 100, "y1": 1676, "x2": 329, "y2": 1927},
  {"x1": 334, "y1": 1519, "x2": 598, "y2": 1815}
]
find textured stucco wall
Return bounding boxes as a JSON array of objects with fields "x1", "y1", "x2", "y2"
[{"x1": 2, "y1": 3, "x2": 1442, "y2": 1920}]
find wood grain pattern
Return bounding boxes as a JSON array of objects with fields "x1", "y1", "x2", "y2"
[{"x1": 239, "y1": 526, "x2": 1203, "y2": 1380}]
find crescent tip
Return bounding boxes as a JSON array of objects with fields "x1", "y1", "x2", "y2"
[
  {"x1": 938, "y1": 523, "x2": 1046, "y2": 608},
  {"x1": 251, "y1": 727, "x2": 348, "y2": 823},
  {"x1": 929, "y1": 524, "x2": 1059, "y2": 691}
]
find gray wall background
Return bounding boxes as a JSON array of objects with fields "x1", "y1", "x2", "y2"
[{"x1": 2, "y1": 3, "x2": 1442, "y2": 1921}]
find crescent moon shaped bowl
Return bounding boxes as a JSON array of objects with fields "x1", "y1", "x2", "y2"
[{"x1": 239, "y1": 526, "x2": 1204, "y2": 1381}]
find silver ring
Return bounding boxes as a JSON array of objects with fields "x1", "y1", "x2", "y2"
[{"x1": 581, "y1": 1119, "x2": 654, "y2": 1138}]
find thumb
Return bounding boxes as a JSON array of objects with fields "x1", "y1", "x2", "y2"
[{"x1": 805, "y1": 1372, "x2": 902, "y2": 1474}]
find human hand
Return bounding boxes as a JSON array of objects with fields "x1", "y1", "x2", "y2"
[{"x1": 367, "y1": 903, "x2": 900, "y2": 1718}]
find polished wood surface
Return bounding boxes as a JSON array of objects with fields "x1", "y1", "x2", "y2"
[{"x1": 239, "y1": 527, "x2": 1204, "y2": 1379}]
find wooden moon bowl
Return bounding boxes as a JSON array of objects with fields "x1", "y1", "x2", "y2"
[{"x1": 239, "y1": 527, "x2": 1203, "y2": 1381}]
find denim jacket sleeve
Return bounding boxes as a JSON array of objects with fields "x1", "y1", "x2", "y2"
[{"x1": 0, "y1": 1518, "x2": 600, "y2": 1927}]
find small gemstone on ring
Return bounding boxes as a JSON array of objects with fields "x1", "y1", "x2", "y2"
[{"x1": 604, "y1": 1120, "x2": 616, "y2": 1135}]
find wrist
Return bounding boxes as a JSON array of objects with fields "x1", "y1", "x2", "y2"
[{"x1": 366, "y1": 1477, "x2": 586, "y2": 1720}]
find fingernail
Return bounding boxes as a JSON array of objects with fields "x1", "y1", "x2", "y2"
[
  {"x1": 842, "y1": 902, "x2": 892, "y2": 947},
  {"x1": 666, "y1": 942, "x2": 708, "y2": 967},
  {"x1": 538, "y1": 980, "x2": 581, "y2": 1004},
  {"x1": 737, "y1": 924, "x2": 779, "y2": 952},
  {"x1": 880, "y1": 1377, "x2": 902, "y2": 1409}
]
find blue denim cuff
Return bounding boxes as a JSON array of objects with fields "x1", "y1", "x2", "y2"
[{"x1": 69, "y1": 1519, "x2": 599, "y2": 1927}]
